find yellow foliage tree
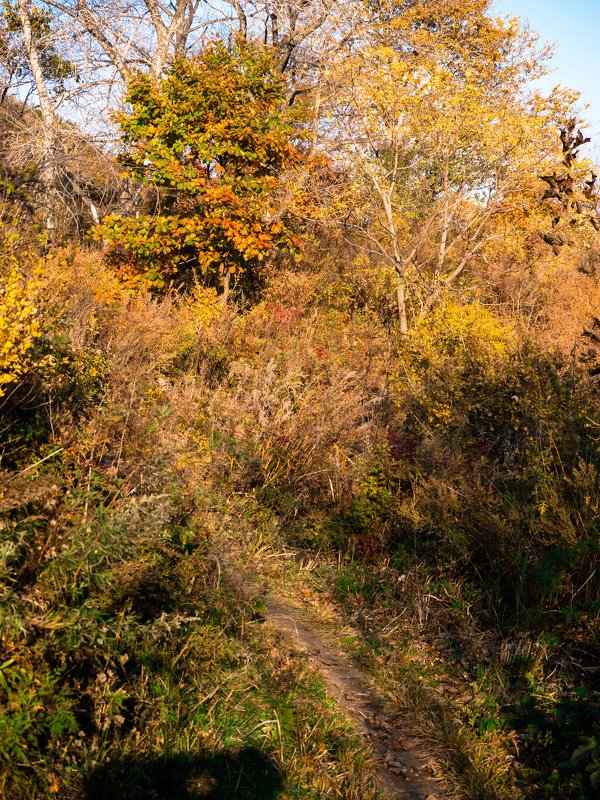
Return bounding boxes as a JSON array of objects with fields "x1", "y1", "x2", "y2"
[{"x1": 326, "y1": 0, "x2": 581, "y2": 332}]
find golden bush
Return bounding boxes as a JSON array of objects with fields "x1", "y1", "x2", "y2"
[{"x1": 0, "y1": 252, "x2": 40, "y2": 397}]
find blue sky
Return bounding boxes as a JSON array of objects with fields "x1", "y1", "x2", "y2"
[{"x1": 493, "y1": 0, "x2": 600, "y2": 140}]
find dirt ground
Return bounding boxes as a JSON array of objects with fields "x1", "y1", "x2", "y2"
[
  {"x1": 265, "y1": 594, "x2": 444, "y2": 800},
  {"x1": 218, "y1": 540, "x2": 444, "y2": 800}
]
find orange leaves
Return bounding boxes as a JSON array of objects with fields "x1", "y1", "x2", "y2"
[{"x1": 99, "y1": 40, "x2": 305, "y2": 292}]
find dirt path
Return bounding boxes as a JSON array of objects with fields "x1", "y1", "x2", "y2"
[
  {"x1": 218, "y1": 547, "x2": 444, "y2": 800},
  {"x1": 265, "y1": 595, "x2": 443, "y2": 800}
]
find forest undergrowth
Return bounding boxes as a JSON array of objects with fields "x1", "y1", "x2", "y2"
[
  {"x1": 2, "y1": 245, "x2": 599, "y2": 799},
  {"x1": 183, "y1": 259, "x2": 600, "y2": 799},
  {"x1": 0, "y1": 250, "x2": 382, "y2": 799}
]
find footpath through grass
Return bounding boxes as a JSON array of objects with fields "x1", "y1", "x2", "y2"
[
  {"x1": 2, "y1": 253, "x2": 599, "y2": 799},
  {"x1": 0, "y1": 256, "x2": 380, "y2": 799}
]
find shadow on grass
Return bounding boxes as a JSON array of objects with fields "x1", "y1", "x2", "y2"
[{"x1": 84, "y1": 747, "x2": 284, "y2": 800}]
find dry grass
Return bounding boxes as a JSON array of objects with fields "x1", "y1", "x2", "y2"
[{"x1": 1, "y1": 256, "x2": 385, "y2": 800}]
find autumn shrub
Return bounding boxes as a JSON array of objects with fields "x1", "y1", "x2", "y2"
[
  {"x1": 530, "y1": 260, "x2": 600, "y2": 356},
  {"x1": 169, "y1": 283, "x2": 237, "y2": 383},
  {"x1": 0, "y1": 251, "x2": 116, "y2": 473},
  {"x1": 1, "y1": 246, "x2": 381, "y2": 800},
  {"x1": 202, "y1": 297, "x2": 393, "y2": 543},
  {"x1": 0, "y1": 248, "x2": 184, "y2": 795},
  {"x1": 395, "y1": 299, "x2": 515, "y2": 433},
  {"x1": 232, "y1": 294, "x2": 598, "y2": 800},
  {"x1": 0, "y1": 239, "x2": 40, "y2": 399},
  {"x1": 393, "y1": 300, "x2": 599, "y2": 631},
  {"x1": 312, "y1": 252, "x2": 398, "y2": 323}
]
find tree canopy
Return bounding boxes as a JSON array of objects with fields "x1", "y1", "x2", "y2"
[{"x1": 100, "y1": 40, "x2": 304, "y2": 291}]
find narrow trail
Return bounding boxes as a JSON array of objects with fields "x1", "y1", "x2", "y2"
[
  {"x1": 218, "y1": 548, "x2": 444, "y2": 800},
  {"x1": 265, "y1": 595, "x2": 443, "y2": 800}
]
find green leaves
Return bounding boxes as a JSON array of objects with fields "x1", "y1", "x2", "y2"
[{"x1": 100, "y1": 40, "x2": 303, "y2": 291}]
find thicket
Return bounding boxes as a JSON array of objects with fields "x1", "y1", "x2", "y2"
[
  {"x1": 0, "y1": 250, "x2": 380, "y2": 799},
  {"x1": 194, "y1": 267, "x2": 600, "y2": 798}
]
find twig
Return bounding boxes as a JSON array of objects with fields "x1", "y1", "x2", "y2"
[{"x1": 6, "y1": 447, "x2": 64, "y2": 483}]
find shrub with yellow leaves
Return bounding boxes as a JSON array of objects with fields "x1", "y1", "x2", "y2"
[
  {"x1": 394, "y1": 300, "x2": 515, "y2": 429},
  {"x1": 390, "y1": 299, "x2": 600, "y2": 632},
  {"x1": 183, "y1": 285, "x2": 224, "y2": 331},
  {"x1": 0, "y1": 251, "x2": 40, "y2": 398},
  {"x1": 412, "y1": 300, "x2": 515, "y2": 362}
]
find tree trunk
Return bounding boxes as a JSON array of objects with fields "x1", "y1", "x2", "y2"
[
  {"x1": 380, "y1": 187, "x2": 409, "y2": 334},
  {"x1": 396, "y1": 265, "x2": 408, "y2": 336},
  {"x1": 222, "y1": 270, "x2": 231, "y2": 304},
  {"x1": 18, "y1": 0, "x2": 59, "y2": 238},
  {"x1": 233, "y1": 0, "x2": 248, "y2": 39},
  {"x1": 149, "y1": 0, "x2": 187, "y2": 78}
]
